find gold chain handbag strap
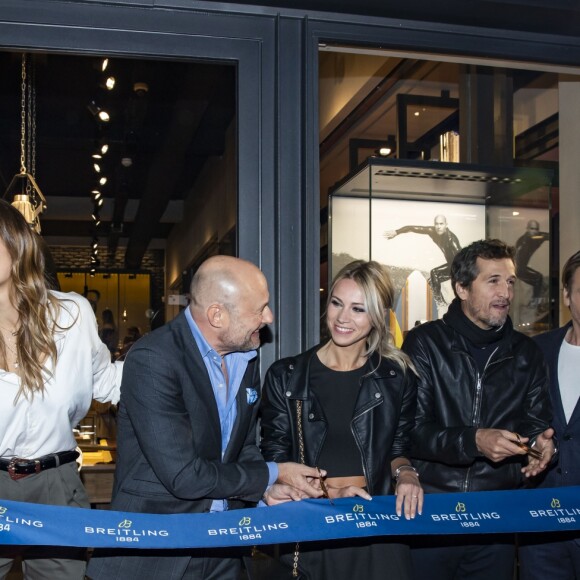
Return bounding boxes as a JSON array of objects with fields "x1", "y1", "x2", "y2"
[
  {"x1": 296, "y1": 399, "x2": 305, "y2": 464},
  {"x1": 292, "y1": 399, "x2": 304, "y2": 577}
]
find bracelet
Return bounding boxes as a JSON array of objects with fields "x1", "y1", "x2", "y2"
[{"x1": 393, "y1": 464, "x2": 419, "y2": 481}]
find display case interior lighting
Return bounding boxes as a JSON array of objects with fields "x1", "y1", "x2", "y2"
[{"x1": 332, "y1": 159, "x2": 553, "y2": 207}]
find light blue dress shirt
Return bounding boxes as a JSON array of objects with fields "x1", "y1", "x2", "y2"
[{"x1": 184, "y1": 307, "x2": 277, "y2": 511}]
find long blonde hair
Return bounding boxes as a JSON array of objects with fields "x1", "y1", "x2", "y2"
[
  {"x1": 326, "y1": 260, "x2": 414, "y2": 372},
  {"x1": 0, "y1": 200, "x2": 61, "y2": 401}
]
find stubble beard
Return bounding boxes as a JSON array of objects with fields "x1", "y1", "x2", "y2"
[
  {"x1": 481, "y1": 305, "x2": 510, "y2": 329},
  {"x1": 222, "y1": 329, "x2": 260, "y2": 353}
]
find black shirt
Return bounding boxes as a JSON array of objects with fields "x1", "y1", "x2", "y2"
[{"x1": 309, "y1": 355, "x2": 367, "y2": 477}]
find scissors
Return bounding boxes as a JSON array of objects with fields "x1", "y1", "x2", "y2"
[
  {"x1": 509, "y1": 433, "x2": 543, "y2": 460},
  {"x1": 317, "y1": 467, "x2": 334, "y2": 505}
]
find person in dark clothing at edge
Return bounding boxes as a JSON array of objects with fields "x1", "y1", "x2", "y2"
[
  {"x1": 384, "y1": 215, "x2": 461, "y2": 305},
  {"x1": 402, "y1": 238, "x2": 556, "y2": 580},
  {"x1": 519, "y1": 250, "x2": 580, "y2": 580},
  {"x1": 514, "y1": 219, "x2": 550, "y2": 307}
]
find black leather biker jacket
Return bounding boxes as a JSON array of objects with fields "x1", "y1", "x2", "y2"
[
  {"x1": 402, "y1": 319, "x2": 552, "y2": 494},
  {"x1": 259, "y1": 345, "x2": 417, "y2": 496}
]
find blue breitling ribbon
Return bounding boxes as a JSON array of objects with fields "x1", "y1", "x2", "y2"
[{"x1": 0, "y1": 487, "x2": 579, "y2": 549}]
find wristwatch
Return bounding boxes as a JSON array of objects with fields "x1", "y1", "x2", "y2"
[{"x1": 393, "y1": 464, "x2": 419, "y2": 481}]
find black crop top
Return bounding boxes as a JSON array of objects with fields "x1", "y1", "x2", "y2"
[{"x1": 309, "y1": 354, "x2": 367, "y2": 477}]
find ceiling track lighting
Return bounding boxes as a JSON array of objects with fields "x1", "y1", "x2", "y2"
[
  {"x1": 87, "y1": 99, "x2": 110, "y2": 123},
  {"x1": 88, "y1": 58, "x2": 114, "y2": 272},
  {"x1": 103, "y1": 76, "x2": 116, "y2": 91},
  {"x1": 92, "y1": 140, "x2": 109, "y2": 160}
]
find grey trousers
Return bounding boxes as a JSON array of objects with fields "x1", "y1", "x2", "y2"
[{"x1": 0, "y1": 461, "x2": 90, "y2": 580}]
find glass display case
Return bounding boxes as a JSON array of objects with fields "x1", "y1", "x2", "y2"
[{"x1": 329, "y1": 158, "x2": 553, "y2": 339}]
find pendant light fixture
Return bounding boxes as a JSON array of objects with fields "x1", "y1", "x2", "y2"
[{"x1": 4, "y1": 53, "x2": 46, "y2": 233}]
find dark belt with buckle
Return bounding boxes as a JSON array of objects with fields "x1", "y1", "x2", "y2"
[{"x1": 0, "y1": 450, "x2": 80, "y2": 480}]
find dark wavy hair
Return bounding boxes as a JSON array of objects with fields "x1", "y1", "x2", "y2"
[
  {"x1": 450, "y1": 239, "x2": 515, "y2": 297},
  {"x1": 562, "y1": 250, "x2": 580, "y2": 293}
]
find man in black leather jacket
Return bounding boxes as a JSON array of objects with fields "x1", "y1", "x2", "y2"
[{"x1": 402, "y1": 239, "x2": 556, "y2": 580}]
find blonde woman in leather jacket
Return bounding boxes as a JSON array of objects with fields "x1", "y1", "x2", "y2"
[{"x1": 260, "y1": 259, "x2": 422, "y2": 580}]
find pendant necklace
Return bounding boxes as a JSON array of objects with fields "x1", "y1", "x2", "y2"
[{"x1": 0, "y1": 325, "x2": 19, "y2": 369}]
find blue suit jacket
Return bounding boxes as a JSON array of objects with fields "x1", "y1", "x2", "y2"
[
  {"x1": 533, "y1": 321, "x2": 580, "y2": 488},
  {"x1": 88, "y1": 310, "x2": 269, "y2": 579}
]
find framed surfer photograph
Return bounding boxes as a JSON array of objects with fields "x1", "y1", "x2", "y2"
[{"x1": 330, "y1": 196, "x2": 485, "y2": 340}]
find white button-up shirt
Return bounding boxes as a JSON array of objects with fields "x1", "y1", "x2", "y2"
[{"x1": 0, "y1": 291, "x2": 123, "y2": 459}]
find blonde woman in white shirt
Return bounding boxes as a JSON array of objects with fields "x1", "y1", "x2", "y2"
[{"x1": 0, "y1": 199, "x2": 123, "y2": 580}]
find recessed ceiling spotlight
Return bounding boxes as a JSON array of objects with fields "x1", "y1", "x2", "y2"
[
  {"x1": 93, "y1": 163, "x2": 101, "y2": 173},
  {"x1": 100, "y1": 143, "x2": 109, "y2": 155},
  {"x1": 99, "y1": 177, "x2": 107, "y2": 186},
  {"x1": 105, "y1": 76, "x2": 116, "y2": 90},
  {"x1": 101, "y1": 58, "x2": 109, "y2": 72},
  {"x1": 414, "y1": 111, "x2": 420, "y2": 117},
  {"x1": 133, "y1": 82, "x2": 149, "y2": 95},
  {"x1": 98, "y1": 110, "x2": 110, "y2": 122}
]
